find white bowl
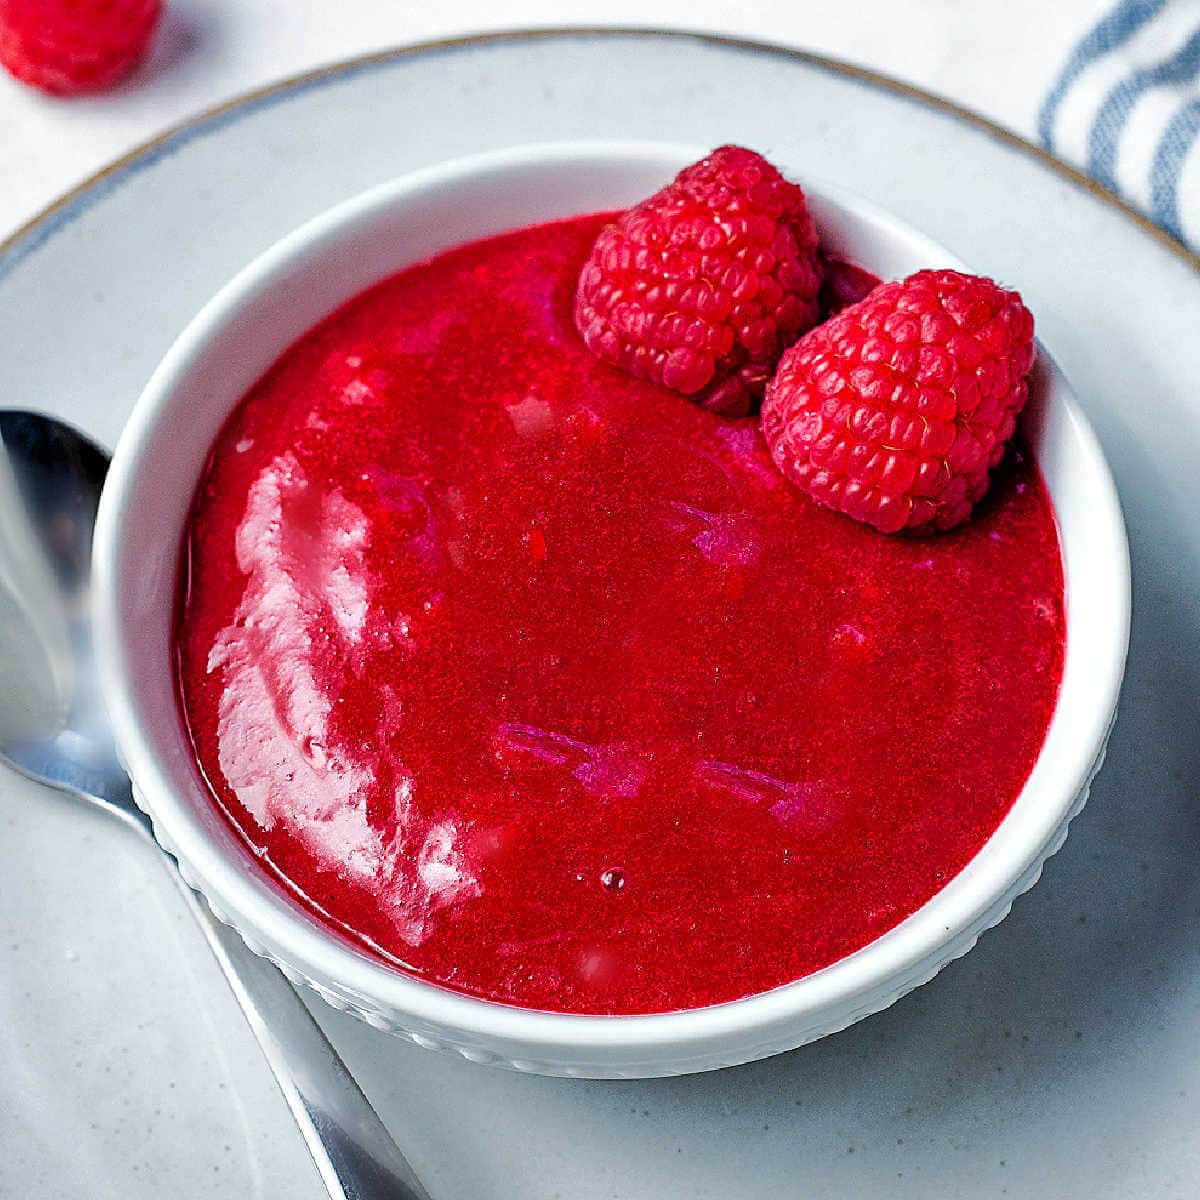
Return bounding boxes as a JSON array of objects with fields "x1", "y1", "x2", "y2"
[{"x1": 93, "y1": 142, "x2": 1130, "y2": 1079}]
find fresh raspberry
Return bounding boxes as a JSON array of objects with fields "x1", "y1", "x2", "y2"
[
  {"x1": 0, "y1": 0, "x2": 162, "y2": 95},
  {"x1": 761, "y1": 269, "x2": 1035, "y2": 534},
  {"x1": 574, "y1": 145, "x2": 823, "y2": 416}
]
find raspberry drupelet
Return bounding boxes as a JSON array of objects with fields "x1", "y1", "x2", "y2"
[{"x1": 574, "y1": 145, "x2": 824, "y2": 416}]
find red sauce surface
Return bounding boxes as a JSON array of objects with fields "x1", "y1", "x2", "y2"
[{"x1": 176, "y1": 213, "x2": 1065, "y2": 1015}]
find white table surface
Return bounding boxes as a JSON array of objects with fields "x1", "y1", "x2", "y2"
[{"x1": 0, "y1": 0, "x2": 1099, "y2": 243}]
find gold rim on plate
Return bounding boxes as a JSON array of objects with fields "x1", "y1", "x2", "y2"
[{"x1": 3, "y1": 28, "x2": 1197, "y2": 273}]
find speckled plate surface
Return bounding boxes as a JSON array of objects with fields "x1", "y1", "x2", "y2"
[{"x1": 1, "y1": 30, "x2": 1197, "y2": 1199}]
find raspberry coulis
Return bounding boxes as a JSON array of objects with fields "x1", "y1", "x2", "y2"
[{"x1": 176, "y1": 213, "x2": 1065, "y2": 1015}]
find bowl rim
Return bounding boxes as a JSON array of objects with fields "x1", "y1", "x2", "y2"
[{"x1": 93, "y1": 140, "x2": 1131, "y2": 1056}]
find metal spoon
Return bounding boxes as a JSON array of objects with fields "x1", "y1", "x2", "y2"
[{"x1": 0, "y1": 409, "x2": 430, "y2": 1200}]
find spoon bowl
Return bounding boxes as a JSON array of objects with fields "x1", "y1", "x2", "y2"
[{"x1": 0, "y1": 410, "x2": 137, "y2": 818}]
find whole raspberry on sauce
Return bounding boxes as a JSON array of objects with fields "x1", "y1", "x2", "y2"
[
  {"x1": 574, "y1": 145, "x2": 824, "y2": 416},
  {"x1": 0, "y1": 0, "x2": 162, "y2": 95},
  {"x1": 761, "y1": 269, "x2": 1035, "y2": 534}
]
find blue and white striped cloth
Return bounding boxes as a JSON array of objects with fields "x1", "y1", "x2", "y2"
[{"x1": 1040, "y1": 0, "x2": 1200, "y2": 249}]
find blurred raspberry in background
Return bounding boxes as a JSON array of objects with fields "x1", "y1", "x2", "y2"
[{"x1": 0, "y1": 0, "x2": 162, "y2": 95}]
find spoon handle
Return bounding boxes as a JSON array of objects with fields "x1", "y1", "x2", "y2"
[{"x1": 162, "y1": 858, "x2": 431, "y2": 1200}]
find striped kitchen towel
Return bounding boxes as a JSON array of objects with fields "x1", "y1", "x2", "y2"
[{"x1": 1039, "y1": 0, "x2": 1200, "y2": 250}]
